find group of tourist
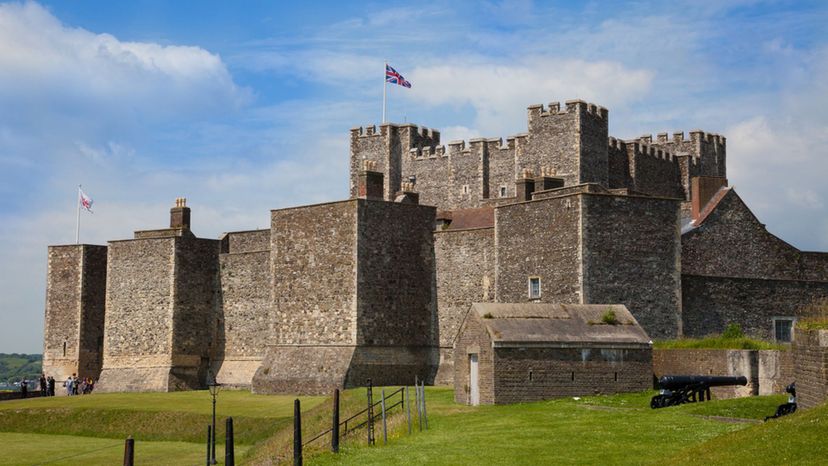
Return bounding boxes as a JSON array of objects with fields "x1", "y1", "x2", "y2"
[
  {"x1": 20, "y1": 374, "x2": 96, "y2": 398},
  {"x1": 60, "y1": 374, "x2": 95, "y2": 395}
]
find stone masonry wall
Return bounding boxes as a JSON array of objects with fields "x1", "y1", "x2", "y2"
[
  {"x1": 495, "y1": 195, "x2": 582, "y2": 304},
  {"x1": 215, "y1": 249, "x2": 270, "y2": 386},
  {"x1": 682, "y1": 275, "x2": 828, "y2": 339},
  {"x1": 582, "y1": 194, "x2": 682, "y2": 339},
  {"x1": 793, "y1": 328, "x2": 828, "y2": 408},
  {"x1": 170, "y1": 237, "x2": 220, "y2": 387},
  {"x1": 493, "y1": 346, "x2": 652, "y2": 404},
  {"x1": 226, "y1": 229, "x2": 270, "y2": 254},
  {"x1": 99, "y1": 238, "x2": 176, "y2": 391},
  {"x1": 434, "y1": 227, "x2": 495, "y2": 385},
  {"x1": 356, "y1": 199, "x2": 437, "y2": 348},
  {"x1": 454, "y1": 311, "x2": 496, "y2": 405},
  {"x1": 269, "y1": 200, "x2": 358, "y2": 345},
  {"x1": 682, "y1": 190, "x2": 805, "y2": 280},
  {"x1": 43, "y1": 245, "x2": 107, "y2": 382}
]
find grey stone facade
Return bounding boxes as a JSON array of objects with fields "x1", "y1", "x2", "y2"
[{"x1": 43, "y1": 99, "x2": 827, "y2": 394}]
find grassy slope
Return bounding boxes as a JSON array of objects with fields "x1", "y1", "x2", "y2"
[
  {"x1": 668, "y1": 401, "x2": 828, "y2": 465},
  {"x1": 0, "y1": 390, "x2": 324, "y2": 465},
  {"x1": 309, "y1": 388, "x2": 794, "y2": 466},
  {"x1": 0, "y1": 432, "x2": 245, "y2": 466},
  {"x1": 653, "y1": 337, "x2": 784, "y2": 350}
]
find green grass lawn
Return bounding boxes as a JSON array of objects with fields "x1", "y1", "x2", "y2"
[
  {"x1": 1, "y1": 386, "x2": 824, "y2": 465},
  {"x1": 309, "y1": 388, "x2": 820, "y2": 466},
  {"x1": 0, "y1": 432, "x2": 246, "y2": 465}
]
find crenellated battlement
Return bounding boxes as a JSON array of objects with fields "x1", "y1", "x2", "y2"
[
  {"x1": 637, "y1": 130, "x2": 726, "y2": 147},
  {"x1": 350, "y1": 123, "x2": 441, "y2": 141},
  {"x1": 527, "y1": 100, "x2": 608, "y2": 120}
]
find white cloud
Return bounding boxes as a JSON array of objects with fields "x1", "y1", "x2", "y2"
[{"x1": 0, "y1": 1, "x2": 249, "y2": 124}]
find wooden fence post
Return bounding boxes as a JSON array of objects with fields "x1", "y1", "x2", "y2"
[
  {"x1": 406, "y1": 386, "x2": 412, "y2": 434},
  {"x1": 422, "y1": 381, "x2": 429, "y2": 429},
  {"x1": 367, "y1": 379, "x2": 375, "y2": 445},
  {"x1": 381, "y1": 389, "x2": 387, "y2": 444},
  {"x1": 123, "y1": 436, "x2": 134, "y2": 466},
  {"x1": 331, "y1": 389, "x2": 340, "y2": 453},
  {"x1": 294, "y1": 399, "x2": 302, "y2": 466},
  {"x1": 225, "y1": 417, "x2": 235, "y2": 466}
]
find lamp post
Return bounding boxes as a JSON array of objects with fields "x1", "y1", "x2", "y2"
[{"x1": 208, "y1": 378, "x2": 221, "y2": 465}]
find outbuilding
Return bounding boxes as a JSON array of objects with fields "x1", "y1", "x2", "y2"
[{"x1": 454, "y1": 303, "x2": 652, "y2": 405}]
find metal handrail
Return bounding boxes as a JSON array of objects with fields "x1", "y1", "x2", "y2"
[{"x1": 303, "y1": 386, "x2": 405, "y2": 447}]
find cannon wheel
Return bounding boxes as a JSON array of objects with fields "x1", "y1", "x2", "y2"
[{"x1": 650, "y1": 395, "x2": 667, "y2": 409}]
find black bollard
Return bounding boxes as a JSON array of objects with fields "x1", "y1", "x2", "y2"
[
  {"x1": 331, "y1": 389, "x2": 340, "y2": 453},
  {"x1": 123, "y1": 436, "x2": 134, "y2": 466},
  {"x1": 206, "y1": 425, "x2": 211, "y2": 466},
  {"x1": 294, "y1": 399, "x2": 302, "y2": 466},
  {"x1": 225, "y1": 417, "x2": 235, "y2": 466}
]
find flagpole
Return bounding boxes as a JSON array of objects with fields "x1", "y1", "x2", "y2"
[
  {"x1": 75, "y1": 185, "x2": 81, "y2": 244},
  {"x1": 382, "y1": 60, "x2": 387, "y2": 123}
]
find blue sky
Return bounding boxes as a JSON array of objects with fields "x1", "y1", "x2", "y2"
[{"x1": 1, "y1": 0, "x2": 827, "y2": 352}]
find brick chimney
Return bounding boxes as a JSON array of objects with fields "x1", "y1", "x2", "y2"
[
  {"x1": 534, "y1": 166, "x2": 564, "y2": 192},
  {"x1": 691, "y1": 176, "x2": 728, "y2": 221},
  {"x1": 516, "y1": 169, "x2": 535, "y2": 202},
  {"x1": 358, "y1": 160, "x2": 384, "y2": 200},
  {"x1": 170, "y1": 197, "x2": 191, "y2": 230}
]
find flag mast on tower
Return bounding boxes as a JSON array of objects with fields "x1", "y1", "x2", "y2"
[{"x1": 383, "y1": 62, "x2": 412, "y2": 123}]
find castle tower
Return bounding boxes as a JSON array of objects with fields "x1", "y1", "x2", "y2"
[
  {"x1": 96, "y1": 199, "x2": 220, "y2": 392},
  {"x1": 42, "y1": 244, "x2": 107, "y2": 385}
]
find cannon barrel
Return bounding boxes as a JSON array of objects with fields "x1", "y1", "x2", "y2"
[{"x1": 658, "y1": 375, "x2": 747, "y2": 390}]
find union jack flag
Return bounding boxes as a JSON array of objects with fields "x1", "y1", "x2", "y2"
[{"x1": 385, "y1": 64, "x2": 412, "y2": 88}]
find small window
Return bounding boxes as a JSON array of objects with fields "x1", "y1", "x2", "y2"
[
  {"x1": 773, "y1": 317, "x2": 795, "y2": 343},
  {"x1": 528, "y1": 277, "x2": 541, "y2": 299},
  {"x1": 499, "y1": 186, "x2": 507, "y2": 197},
  {"x1": 462, "y1": 185, "x2": 469, "y2": 195},
  {"x1": 528, "y1": 370, "x2": 533, "y2": 382},
  {"x1": 62, "y1": 341, "x2": 66, "y2": 357}
]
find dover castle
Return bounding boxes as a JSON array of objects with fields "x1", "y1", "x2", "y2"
[{"x1": 42, "y1": 100, "x2": 828, "y2": 394}]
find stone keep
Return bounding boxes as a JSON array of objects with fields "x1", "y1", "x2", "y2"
[{"x1": 43, "y1": 99, "x2": 828, "y2": 394}]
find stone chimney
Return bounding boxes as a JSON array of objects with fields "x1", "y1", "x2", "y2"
[
  {"x1": 358, "y1": 160, "x2": 384, "y2": 200},
  {"x1": 534, "y1": 166, "x2": 564, "y2": 192},
  {"x1": 395, "y1": 181, "x2": 419, "y2": 204},
  {"x1": 516, "y1": 169, "x2": 535, "y2": 202},
  {"x1": 170, "y1": 197, "x2": 191, "y2": 230},
  {"x1": 691, "y1": 176, "x2": 728, "y2": 221}
]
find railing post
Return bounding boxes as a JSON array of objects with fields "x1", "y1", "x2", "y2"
[
  {"x1": 422, "y1": 381, "x2": 429, "y2": 430},
  {"x1": 416, "y1": 378, "x2": 423, "y2": 431},
  {"x1": 381, "y1": 389, "x2": 387, "y2": 444},
  {"x1": 294, "y1": 399, "x2": 302, "y2": 466},
  {"x1": 206, "y1": 426, "x2": 211, "y2": 466},
  {"x1": 331, "y1": 389, "x2": 340, "y2": 453},
  {"x1": 367, "y1": 379, "x2": 375, "y2": 445},
  {"x1": 123, "y1": 436, "x2": 134, "y2": 466},
  {"x1": 225, "y1": 417, "x2": 235, "y2": 466},
  {"x1": 406, "y1": 386, "x2": 412, "y2": 434}
]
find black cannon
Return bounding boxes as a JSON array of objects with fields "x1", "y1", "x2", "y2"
[
  {"x1": 650, "y1": 375, "x2": 748, "y2": 409},
  {"x1": 764, "y1": 382, "x2": 797, "y2": 421}
]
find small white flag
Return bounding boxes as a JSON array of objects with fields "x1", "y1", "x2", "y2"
[{"x1": 79, "y1": 188, "x2": 94, "y2": 213}]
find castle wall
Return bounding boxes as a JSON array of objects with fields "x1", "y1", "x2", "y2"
[
  {"x1": 643, "y1": 131, "x2": 726, "y2": 201},
  {"x1": 682, "y1": 275, "x2": 828, "y2": 339},
  {"x1": 254, "y1": 199, "x2": 437, "y2": 394},
  {"x1": 682, "y1": 190, "x2": 804, "y2": 280},
  {"x1": 226, "y1": 229, "x2": 269, "y2": 253},
  {"x1": 404, "y1": 147, "x2": 451, "y2": 208},
  {"x1": 215, "y1": 250, "x2": 269, "y2": 387},
  {"x1": 487, "y1": 139, "x2": 516, "y2": 200},
  {"x1": 494, "y1": 195, "x2": 583, "y2": 304},
  {"x1": 42, "y1": 244, "x2": 107, "y2": 383},
  {"x1": 793, "y1": 328, "x2": 828, "y2": 409},
  {"x1": 99, "y1": 238, "x2": 176, "y2": 391},
  {"x1": 434, "y1": 227, "x2": 495, "y2": 385},
  {"x1": 607, "y1": 138, "x2": 631, "y2": 190},
  {"x1": 581, "y1": 194, "x2": 682, "y2": 339},
  {"x1": 98, "y1": 235, "x2": 219, "y2": 392}
]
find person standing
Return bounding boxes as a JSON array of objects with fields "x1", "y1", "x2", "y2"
[
  {"x1": 65, "y1": 376, "x2": 73, "y2": 396},
  {"x1": 20, "y1": 378, "x2": 28, "y2": 399},
  {"x1": 39, "y1": 374, "x2": 47, "y2": 397},
  {"x1": 48, "y1": 376, "x2": 55, "y2": 396}
]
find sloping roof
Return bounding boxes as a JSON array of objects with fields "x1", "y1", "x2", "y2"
[
  {"x1": 443, "y1": 207, "x2": 494, "y2": 230},
  {"x1": 692, "y1": 186, "x2": 732, "y2": 227},
  {"x1": 470, "y1": 303, "x2": 651, "y2": 348}
]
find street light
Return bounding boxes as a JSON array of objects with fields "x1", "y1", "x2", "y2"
[{"x1": 208, "y1": 376, "x2": 221, "y2": 465}]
